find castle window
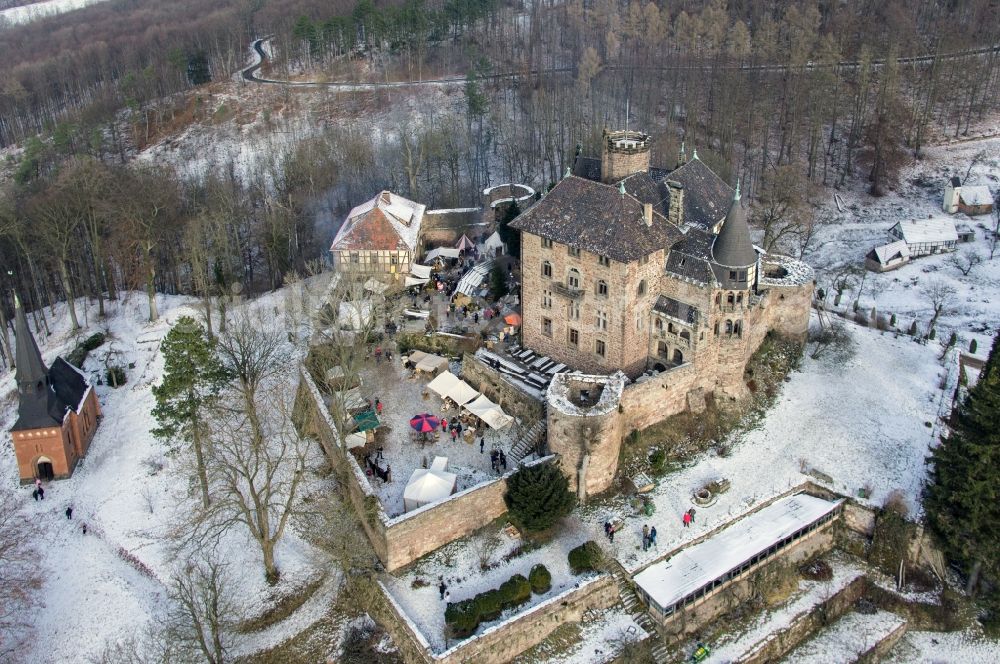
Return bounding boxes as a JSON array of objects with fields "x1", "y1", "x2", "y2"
[
  {"x1": 715, "y1": 293, "x2": 721, "y2": 305},
  {"x1": 541, "y1": 237, "x2": 553, "y2": 249},
  {"x1": 568, "y1": 301, "x2": 580, "y2": 320},
  {"x1": 654, "y1": 318, "x2": 662, "y2": 331},
  {"x1": 727, "y1": 292, "x2": 735, "y2": 305},
  {"x1": 596, "y1": 339, "x2": 606, "y2": 357},
  {"x1": 567, "y1": 269, "x2": 581, "y2": 289},
  {"x1": 714, "y1": 322, "x2": 719, "y2": 335},
  {"x1": 390, "y1": 254, "x2": 398, "y2": 265},
  {"x1": 668, "y1": 322, "x2": 676, "y2": 334},
  {"x1": 734, "y1": 320, "x2": 743, "y2": 337},
  {"x1": 542, "y1": 290, "x2": 552, "y2": 309},
  {"x1": 568, "y1": 328, "x2": 579, "y2": 346},
  {"x1": 599, "y1": 255, "x2": 611, "y2": 267},
  {"x1": 736, "y1": 293, "x2": 743, "y2": 304},
  {"x1": 597, "y1": 310, "x2": 608, "y2": 331},
  {"x1": 657, "y1": 341, "x2": 668, "y2": 358},
  {"x1": 680, "y1": 329, "x2": 690, "y2": 341},
  {"x1": 350, "y1": 252, "x2": 360, "y2": 264},
  {"x1": 638, "y1": 280, "x2": 647, "y2": 296},
  {"x1": 568, "y1": 246, "x2": 581, "y2": 258},
  {"x1": 542, "y1": 261, "x2": 552, "y2": 278},
  {"x1": 597, "y1": 280, "x2": 608, "y2": 297},
  {"x1": 729, "y1": 270, "x2": 737, "y2": 280},
  {"x1": 725, "y1": 320, "x2": 734, "y2": 335},
  {"x1": 542, "y1": 317, "x2": 552, "y2": 337},
  {"x1": 640, "y1": 255, "x2": 650, "y2": 265},
  {"x1": 673, "y1": 349, "x2": 684, "y2": 364}
]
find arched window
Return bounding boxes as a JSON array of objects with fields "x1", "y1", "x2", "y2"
[
  {"x1": 736, "y1": 292, "x2": 743, "y2": 304},
  {"x1": 567, "y1": 269, "x2": 581, "y2": 289},
  {"x1": 680, "y1": 329, "x2": 691, "y2": 341},
  {"x1": 725, "y1": 319, "x2": 734, "y2": 335},
  {"x1": 657, "y1": 341, "x2": 668, "y2": 358},
  {"x1": 638, "y1": 280, "x2": 647, "y2": 296},
  {"x1": 654, "y1": 318, "x2": 663, "y2": 331},
  {"x1": 727, "y1": 292, "x2": 735, "y2": 305},
  {"x1": 668, "y1": 322, "x2": 676, "y2": 334},
  {"x1": 542, "y1": 261, "x2": 552, "y2": 278},
  {"x1": 715, "y1": 293, "x2": 722, "y2": 305},
  {"x1": 734, "y1": 320, "x2": 743, "y2": 337},
  {"x1": 597, "y1": 280, "x2": 608, "y2": 297},
  {"x1": 673, "y1": 349, "x2": 684, "y2": 364}
]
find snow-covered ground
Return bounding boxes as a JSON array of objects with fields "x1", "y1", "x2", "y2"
[
  {"x1": 784, "y1": 610, "x2": 906, "y2": 663},
  {"x1": 0, "y1": 0, "x2": 107, "y2": 25},
  {"x1": 0, "y1": 288, "x2": 330, "y2": 663},
  {"x1": 885, "y1": 628, "x2": 1000, "y2": 662},
  {"x1": 578, "y1": 318, "x2": 947, "y2": 573}
]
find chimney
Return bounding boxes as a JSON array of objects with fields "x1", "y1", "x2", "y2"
[
  {"x1": 643, "y1": 203, "x2": 653, "y2": 227},
  {"x1": 666, "y1": 180, "x2": 684, "y2": 226}
]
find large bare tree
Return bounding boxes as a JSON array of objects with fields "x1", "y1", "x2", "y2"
[{"x1": 0, "y1": 490, "x2": 42, "y2": 660}]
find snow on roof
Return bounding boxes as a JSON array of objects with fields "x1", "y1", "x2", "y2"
[
  {"x1": 331, "y1": 190, "x2": 425, "y2": 253},
  {"x1": 633, "y1": 493, "x2": 841, "y2": 611},
  {"x1": 959, "y1": 185, "x2": 994, "y2": 207},
  {"x1": 455, "y1": 260, "x2": 494, "y2": 297},
  {"x1": 891, "y1": 218, "x2": 958, "y2": 245},
  {"x1": 425, "y1": 247, "x2": 461, "y2": 262},
  {"x1": 870, "y1": 240, "x2": 910, "y2": 266}
]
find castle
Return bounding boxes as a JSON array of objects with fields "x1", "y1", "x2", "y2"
[{"x1": 510, "y1": 128, "x2": 814, "y2": 500}]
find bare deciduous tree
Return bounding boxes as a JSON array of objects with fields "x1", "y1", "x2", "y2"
[
  {"x1": 166, "y1": 553, "x2": 237, "y2": 664},
  {"x1": 808, "y1": 318, "x2": 852, "y2": 361},
  {"x1": 947, "y1": 248, "x2": 983, "y2": 276},
  {"x1": 921, "y1": 278, "x2": 957, "y2": 333},
  {"x1": 752, "y1": 164, "x2": 816, "y2": 253},
  {"x1": 0, "y1": 491, "x2": 42, "y2": 660}
]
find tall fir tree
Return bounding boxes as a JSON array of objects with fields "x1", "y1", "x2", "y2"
[
  {"x1": 153, "y1": 317, "x2": 228, "y2": 508},
  {"x1": 504, "y1": 463, "x2": 576, "y2": 532},
  {"x1": 925, "y1": 333, "x2": 1000, "y2": 619}
]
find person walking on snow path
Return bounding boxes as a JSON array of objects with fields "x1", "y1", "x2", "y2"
[
  {"x1": 479, "y1": 437, "x2": 485, "y2": 453},
  {"x1": 642, "y1": 524, "x2": 650, "y2": 551},
  {"x1": 32, "y1": 489, "x2": 38, "y2": 501},
  {"x1": 688, "y1": 507, "x2": 696, "y2": 524},
  {"x1": 439, "y1": 579, "x2": 447, "y2": 600},
  {"x1": 683, "y1": 511, "x2": 692, "y2": 528},
  {"x1": 650, "y1": 526, "x2": 657, "y2": 547},
  {"x1": 65, "y1": 506, "x2": 73, "y2": 520},
  {"x1": 441, "y1": 418, "x2": 448, "y2": 432},
  {"x1": 81, "y1": 523, "x2": 87, "y2": 535},
  {"x1": 37, "y1": 486, "x2": 44, "y2": 500}
]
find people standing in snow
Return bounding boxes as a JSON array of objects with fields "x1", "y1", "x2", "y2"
[
  {"x1": 32, "y1": 489, "x2": 38, "y2": 501},
  {"x1": 37, "y1": 486, "x2": 44, "y2": 500},
  {"x1": 650, "y1": 526, "x2": 657, "y2": 548},
  {"x1": 642, "y1": 524, "x2": 650, "y2": 551},
  {"x1": 688, "y1": 508, "x2": 696, "y2": 524},
  {"x1": 682, "y1": 511, "x2": 692, "y2": 528},
  {"x1": 81, "y1": 523, "x2": 87, "y2": 535},
  {"x1": 65, "y1": 506, "x2": 73, "y2": 520},
  {"x1": 439, "y1": 579, "x2": 447, "y2": 600},
  {"x1": 479, "y1": 437, "x2": 485, "y2": 454}
]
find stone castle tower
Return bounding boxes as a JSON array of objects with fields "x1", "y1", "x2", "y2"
[{"x1": 600, "y1": 128, "x2": 651, "y2": 184}]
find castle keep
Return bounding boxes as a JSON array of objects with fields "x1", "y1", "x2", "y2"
[{"x1": 512, "y1": 128, "x2": 814, "y2": 500}]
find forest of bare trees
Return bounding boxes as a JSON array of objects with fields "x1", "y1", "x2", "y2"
[{"x1": 0, "y1": 0, "x2": 998, "y2": 367}]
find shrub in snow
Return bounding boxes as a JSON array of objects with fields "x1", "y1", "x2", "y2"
[
  {"x1": 444, "y1": 599, "x2": 479, "y2": 638},
  {"x1": 498, "y1": 574, "x2": 531, "y2": 607},
  {"x1": 929, "y1": 328, "x2": 937, "y2": 341},
  {"x1": 106, "y1": 365, "x2": 126, "y2": 388},
  {"x1": 908, "y1": 321, "x2": 918, "y2": 336},
  {"x1": 475, "y1": 589, "x2": 503, "y2": 621},
  {"x1": 970, "y1": 339, "x2": 978, "y2": 354},
  {"x1": 444, "y1": 573, "x2": 533, "y2": 638},
  {"x1": 568, "y1": 541, "x2": 602, "y2": 574},
  {"x1": 528, "y1": 564, "x2": 551, "y2": 594},
  {"x1": 648, "y1": 448, "x2": 667, "y2": 475},
  {"x1": 890, "y1": 313, "x2": 897, "y2": 327},
  {"x1": 504, "y1": 463, "x2": 576, "y2": 532}
]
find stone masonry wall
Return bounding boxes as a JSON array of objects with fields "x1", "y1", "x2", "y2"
[
  {"x1": 460, "y1": 353, "x2": 545, "y2": 423},
  {"x1": 621, "y1": 362, "x2": 702, "y2": 433},
  {"x1": 547, "y1": 403, "x2": 622, "y2": 499},
  {"x1": 420, "y1": 209, "x2": 491, "y2": 248}
]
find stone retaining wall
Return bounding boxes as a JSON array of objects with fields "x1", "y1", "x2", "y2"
[
  {"x1": 460, "y1": 353, "x2": 545, "y2": 423},
  {"x1": 376, "y1": 575, "x2": 618, "y2": 664}
]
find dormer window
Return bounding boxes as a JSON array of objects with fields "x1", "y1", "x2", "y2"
[{"x1": 568, "y1": 247, "x2": 581, "y2": 258}]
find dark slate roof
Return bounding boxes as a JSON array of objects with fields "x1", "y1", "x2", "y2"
[
  {"x1": 653, "y1": 296, "x2": 700, "y2": 325},
  {"x1": 12, "y1": 298, "x2": 92, "y2": 432},
  {"x1": 572, "y1": 156, "x2": 601, "y2": 182},
  {"x1": 14, "y1": 298, "x2": 47, "y2": 389},
  {"x1": 665, "y1": 227, "x2": 716, "y2": 285},
  {"x1": 510, "y1": 176, "x2": 683, "y2": 262},
  {"x1": 619, "y1": 172, "x2": 669, "y2": 218},
  {"x1": 711, "y1": 194, "x2": 757, "y2": 268},
  {"x1": 648, "y1": 167, "x2": 671, "y2": 182},
  {"x1": 667, "y1": 158, "x2": 734, "y2": 230}
]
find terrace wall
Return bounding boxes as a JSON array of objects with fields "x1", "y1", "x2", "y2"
[
  {"x1": 375, "y1": 575, "x2": 618, "y2": 664},
  {"x1": 460, "y1": 353, "x2": 545, "y2": 423},
  {"x1": 295, "y1": 365, "x2": 553, "y2": 572}
]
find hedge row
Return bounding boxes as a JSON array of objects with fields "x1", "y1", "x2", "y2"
[{"x1": 444, "y1": 564, "x2": 552, "y2": 638}]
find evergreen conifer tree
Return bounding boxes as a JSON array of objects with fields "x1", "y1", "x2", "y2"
[
  {"x1": 153, "y1": 317, "x2": 228, "y2": 508},
  {"x1": 504, "y1": 463, "x2": 576, "y2": 532},
  {"x1": 925, "y1": 333, "x2": 1000, "y2": 624}
]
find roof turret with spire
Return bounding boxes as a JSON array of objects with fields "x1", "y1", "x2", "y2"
[{"x1": 711, "y1": 180, "x2": 756, "y2": 269}]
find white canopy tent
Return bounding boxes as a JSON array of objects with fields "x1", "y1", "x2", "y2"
[
  {"x1": 344, "y1": 431, "x2": 367, "y2": 449},
  {"x1": 464, "y1": 394, "x2": 514, "y2": 429},
  {"x1": 483, "y1": 231, "x2": 506, "y2": 255},
  {"x1": 403, "y1": 457, "x2": 457, "y2": 512},
  {"x1": 410, "y1": 264, "x2": 432, "y2": 279},
  {"x1": 415, "y1": 353, "x2": 450, "y2": 375},
  {"x1": 427, "y1": 371, "x2": 461, "y2": 399},
  {"x1": 446, "y1": 379, "x2": 480, "y2": 406},
  {"x1": 425, "y1": 247, "x2": 461, "y2": 262}
]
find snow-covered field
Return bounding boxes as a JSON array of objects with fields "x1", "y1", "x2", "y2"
[
  {"x1": 0, "y1": 289, "x2": 329, "y2": 663},
  {"x1": 886, "y1": 628, "x2": 1000, "y2": 662},
  {"x1": 0, "y1": 0, "x2": 107, "y2": 25},
  {"x1": 786, "y1": 610, "x2": 907, "y2": 663}
]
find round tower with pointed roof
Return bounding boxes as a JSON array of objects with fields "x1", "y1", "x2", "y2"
[{"x1": 710, "y1": 181, "x2": 758, "y2": 291}]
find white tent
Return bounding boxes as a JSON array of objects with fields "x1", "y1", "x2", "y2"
[
  {"x1": 425, "y1": 247, "x2": 461, "y2": 262},
  {"x1": 427, "y1": 371, "x2": 461, "y2": 399},
  {"x1": 483, "y1": 231, "x2": 506, "y2": 255},
  {"x1": 403, "y1": 457, "x2": 457, "y2": 512},
  {"x1": 464, "y1": 394, "x2": 514, "y2": 430},
  {"x1": 331, "y1": 387, "x2": 367, "y2": 413},
  {"x1": 415, "y1": 353, "x2": 449, "y2": 375},
  {"x1": 455, "y1": 234, "x2": 475, "y2": 251},
  {"x1": 410, "y1": 263, "x2": 433, "y2": 279},
  {"x1": 446, "y1": 379, "x2": 480, "y2": 406},
  {"x1": 345, "y1": 431, "x2": 367, "y2": 449}
]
